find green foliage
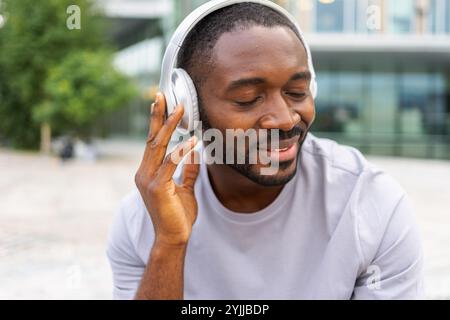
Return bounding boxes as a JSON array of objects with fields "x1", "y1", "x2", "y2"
[
  {"x1": 34, "y1": 51, "x2": 137, "y2": 137},
  {"x1": 0, "y1": 0, "x2": 135, "y2": 148}
]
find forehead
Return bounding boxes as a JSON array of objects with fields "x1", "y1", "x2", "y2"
[{"x1": 208, "y1": 25, "x2": 309, "y2": 89}]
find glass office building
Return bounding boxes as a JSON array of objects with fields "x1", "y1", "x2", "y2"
[
  {"x1": 107, "y1": 0, "x2": 450, "y2": 159},
  {"x1": 279, "y1": 0, "x2": 450, "y2": 159}
]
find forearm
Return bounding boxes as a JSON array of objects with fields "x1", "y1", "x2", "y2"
[{"x1": 134, "y1": 241, "x2": 188, "y2": 300}]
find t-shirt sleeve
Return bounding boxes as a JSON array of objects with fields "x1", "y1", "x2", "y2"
[
  {"x1": 352, "y1": 194, "x2": 425, "y2": 299},
  {"x1": 106, "y1": 198, "x2": 146, "y2": 300}
]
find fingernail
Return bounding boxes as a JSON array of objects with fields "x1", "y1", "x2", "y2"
[{"x1": 155, "y1": 92, "x2": 162, "y2": 104}]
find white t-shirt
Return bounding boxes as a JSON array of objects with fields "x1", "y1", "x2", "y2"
[{"x1": 106, "y1": 133, "x2": 424, "y2": 299}]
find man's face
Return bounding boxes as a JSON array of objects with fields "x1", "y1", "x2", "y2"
[{"x1": 199, "y1": 25, "x2": 315, "y2": 186}]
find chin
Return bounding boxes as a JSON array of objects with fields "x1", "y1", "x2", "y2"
[
  {"x1": 227, "y1": 134, "x2": 306, "y2": 187},
  {"x1": 228, "y1": 157, "x2": 299, "y2": 187},
  {"x1": 257, "y1": 159, "x2": 298, "y2": 186}
]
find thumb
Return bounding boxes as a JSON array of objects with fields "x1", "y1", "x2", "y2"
[{"x1": 181, "y1": 150, "x2": 200, "y2": 190}]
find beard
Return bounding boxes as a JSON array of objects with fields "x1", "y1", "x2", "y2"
[
  {"x1": 199, "y1": 99, "x2": 307, "y2": 187},
  {"x1": 225, "y1": 137, "x2": 305, "y2": 186}
]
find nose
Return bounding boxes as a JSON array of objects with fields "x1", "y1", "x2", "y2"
[{"x1": 259, "y1": 93, "x2": 301, "y2": 131}]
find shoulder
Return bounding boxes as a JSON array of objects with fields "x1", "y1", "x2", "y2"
[
  {"x1": 117, "y1": 188, "x2": 148, "y2": 234},
  {"x1": 108, "y1": 188, "x2": 154, "y2": 263},
  {"x1": 301, "y1": 133, "x2": 406, "y2": 205},
  {"x1": 302, "y1": 134, "x2": 416, "y2": 263},
  {"x1": 302, "y1": 133, "x2": 370, "y2": 176},
  {"x1": 302, "y1": 133, "x2": 406, "y2": 201}
]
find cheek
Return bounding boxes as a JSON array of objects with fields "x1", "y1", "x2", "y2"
[
  {"x1": 202, "y1": 99, "x2": 258, "y2": 130},
  {"x1": 299, "y1": 98, "x2": 316, "y2": 127}
]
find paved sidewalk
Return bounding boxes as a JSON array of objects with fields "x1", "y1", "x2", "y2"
[
  {"x1": 0, "y1": 142, "x2": 449, "y2": 299},
  {"x1": 0, "y1": 146, "x2": 141, "y2": 299}
]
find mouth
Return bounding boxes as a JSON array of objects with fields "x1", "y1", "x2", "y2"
[
  {"x1": 251, "y1": 135, "x2": 300, "y2": 163},
  {"x1": 273, "y1": 135, "x2": 300, "y2": 149},
  {"x1": 267, "y1": 135, "x2": 300, "y2": 163}
]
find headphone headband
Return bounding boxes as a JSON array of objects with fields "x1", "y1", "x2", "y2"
[{"x1": 160, "y1": 0, "x2": 317, "y2": 134}]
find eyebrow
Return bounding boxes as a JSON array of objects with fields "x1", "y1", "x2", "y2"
[
  {"x1": 226, "y1": 78, "x2": 265, "y2": 92},
  {"x1": 290, "y1": 71, "x2": 312, "y2": 82},
  {"x1": 225, "y1": 71, "x2": 312, "y2": 92}
]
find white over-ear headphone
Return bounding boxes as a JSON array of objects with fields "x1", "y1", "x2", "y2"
[{"x1": 159, "y1": 0, "x2": 317, "y2": 135}]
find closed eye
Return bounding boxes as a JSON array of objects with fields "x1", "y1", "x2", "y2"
[
  {"x1": 234, "y1": 96, "x2": 262, "y2": 107},
  {"x1": 286, "y1": 92, "x2": 306, "y2": 99}
]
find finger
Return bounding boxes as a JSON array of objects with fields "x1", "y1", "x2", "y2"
[
  {"x1": 139, "y1": 93, "x2": 169, "y2": 174},
  {"x1": 181, "y1": 150, "x2": 200, "y2": 191},
  {"x1": 145, "y1": 104, "x2": 185, "y2": 168},
  {"x1": 153, "y1": 104, "x2": 184, "y2": 149},
  {"x1": 147, "y1": 92, "x2": 166, "y2": 143},
  {"x1": 157, "y1": 135, "x2": 198, "y2": 182}
]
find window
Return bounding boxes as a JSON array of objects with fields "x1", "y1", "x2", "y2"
[
  {"x1": 389, "y1": 0, "x2": 414, "y2": 33},
  {"x1": 447, "y1": 0, "x2": 450, "y2": 33},
  {"x1": 354, "y1": 0, "x2": 369, "y2": 33},
  {"x1": 314, "y1": 71, "x2": 366, "y2": 135},
  {"x1": 428, "y1": 0, "x2": 450, "y2": 34},
  {"x1": 315, "y1": 0, "x2": 345, "y2": 32},
  {"x1": 429, "y1": 0, "x2": 438, "y2": 33}
]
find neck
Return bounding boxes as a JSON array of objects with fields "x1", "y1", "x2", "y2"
[{"x1": 206, "y1": 163, "x2": 284, "y2": 213}]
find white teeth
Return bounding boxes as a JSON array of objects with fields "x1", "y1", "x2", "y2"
[{"x1": 275, "y1": 148, "x2": 288, "y2": 152}]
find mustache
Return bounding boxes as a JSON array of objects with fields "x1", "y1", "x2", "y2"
[
  {"x1": 273, "y1": 126, "x2": 303, "y2": 140},
  {"x1": 254, "y1": 125, "x2": 304, "y2": 149},
  {"x1": 220, "y1": 126, "x2": 306, "y2": 151}
]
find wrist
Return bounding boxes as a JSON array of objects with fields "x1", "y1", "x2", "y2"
[
  {"x1": 153, "y1": 236, "x2": 189, "y2": 251},
  {"x1": 150, "y1": 240, "x2": 188, "y2": 264}
]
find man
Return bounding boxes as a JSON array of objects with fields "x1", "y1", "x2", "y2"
[{"x1": 107, "y1": 2, "x2": 424, "y2": 299}]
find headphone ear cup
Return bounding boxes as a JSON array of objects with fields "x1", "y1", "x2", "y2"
[{"x1": 171, "y1": 68, "x2": 199, "y2": 133}]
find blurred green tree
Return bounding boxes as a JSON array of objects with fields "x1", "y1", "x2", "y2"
[
  {"x1": 0, "y1": 0, "x2": 137, "y2": 149},
  {"x1": 34, "y1": 51, "x2": 136, "y2": 139}
]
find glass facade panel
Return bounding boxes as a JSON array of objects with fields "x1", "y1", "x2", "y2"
[
  {"x1": 429, "y1": 0, "x2": 438, "y2": 33},
  {"x1": 314, "y1": 72, "x2": 365, "y2": 133},
  {"x1": 315, "y1": 0, "x2": 345, "y2": 32},
  {"x1": 397, "y1": 72, "x2": 449, "y2": 157},
  {"x1": 354, "y1": 0, "x2": 369, "y2": 33},
  {"x1": 313, "y1": 67, "x2": 450, "y2": 158},
  {"x1": 447, "y1": 0, "x2": 450, "y2": 33},
  {"x1": 389, "y1": 0, "x2": 415, "y2": 33},
  {"x1": 428, "y1": 0, "x2": 450, "y2": 34},
  {"x1": 366, "y1": 73, "x2": 398, "y2": 155}
]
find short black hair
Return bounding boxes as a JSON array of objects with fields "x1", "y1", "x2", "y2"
[{"x1": 178, "y1": 2, "x2": 304, "y2": 93}]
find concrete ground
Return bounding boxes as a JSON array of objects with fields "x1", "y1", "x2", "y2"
[{"x1": 0, "y1": 140, "x2": 449, "y2": 299}]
